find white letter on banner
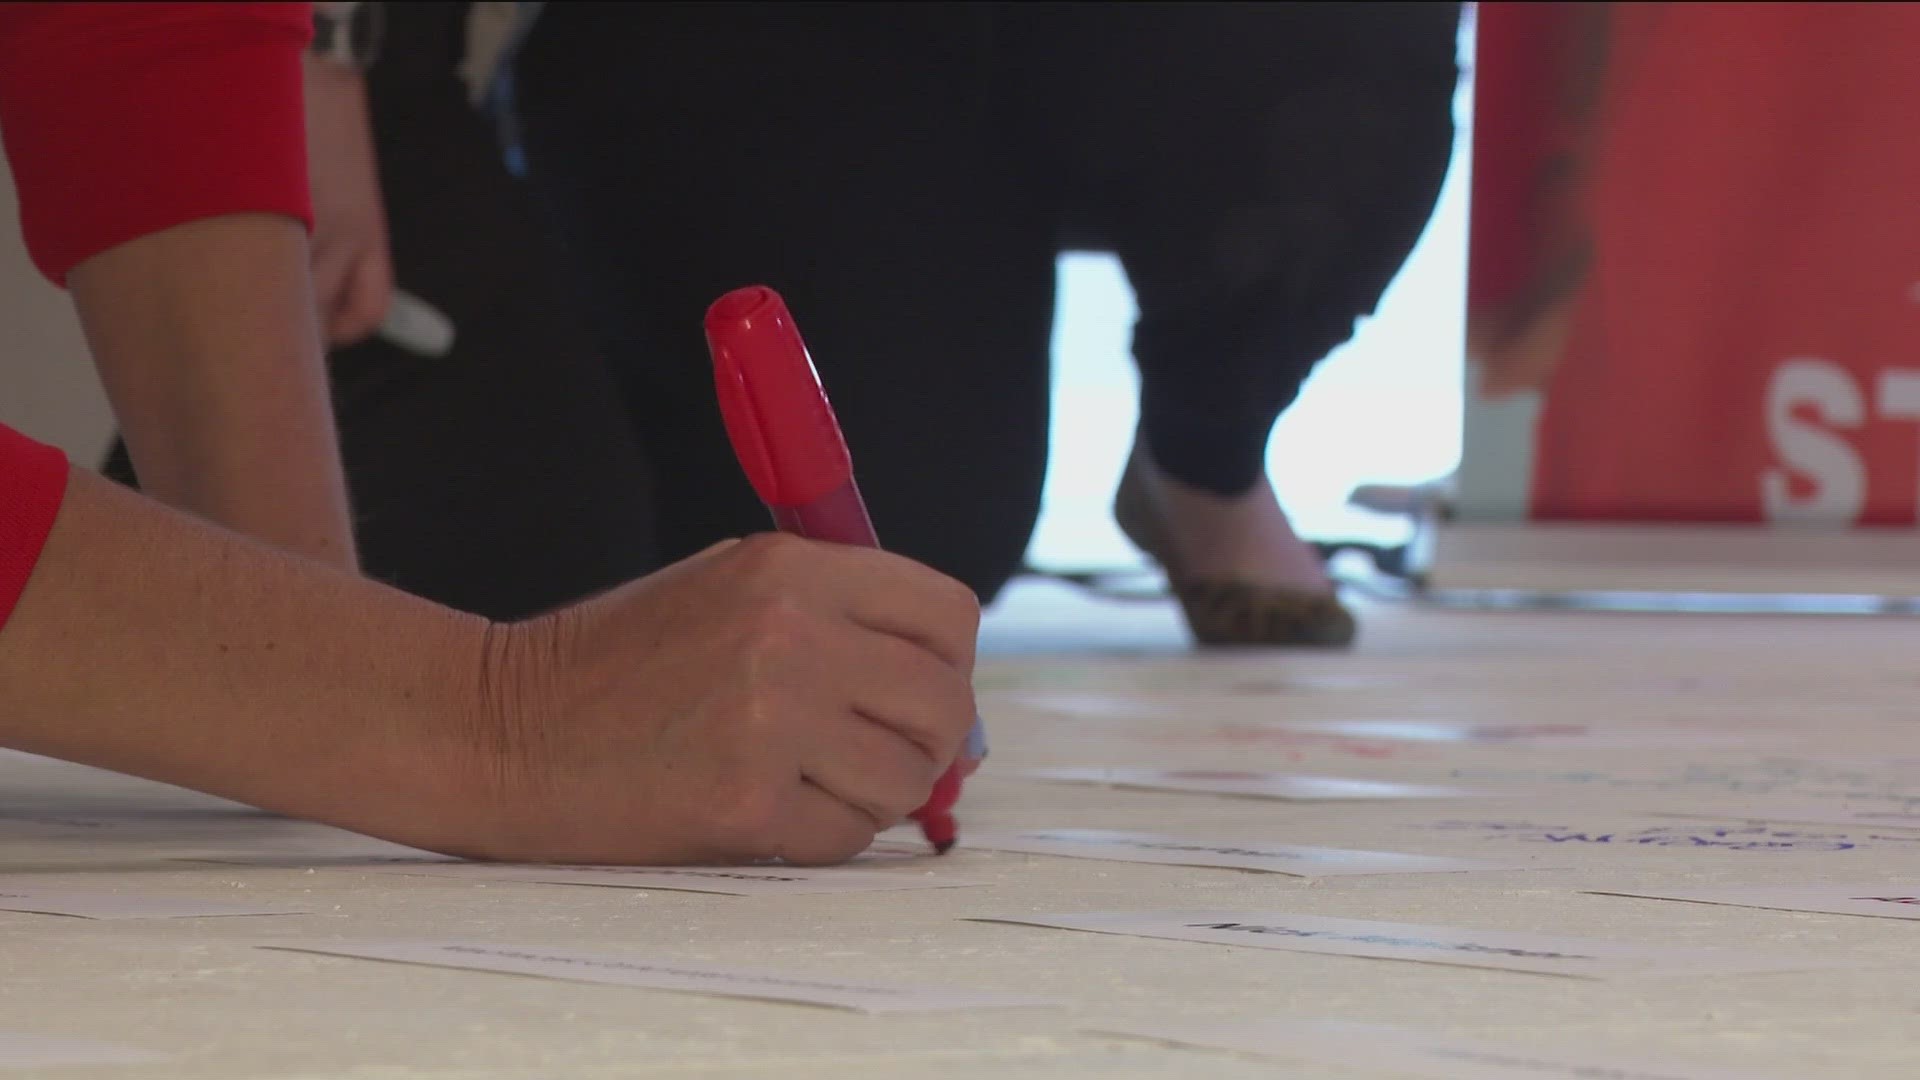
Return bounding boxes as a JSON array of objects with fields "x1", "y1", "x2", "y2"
[{"x1": 1761, "y1": 358, "x2": 1865, "y2": 525}]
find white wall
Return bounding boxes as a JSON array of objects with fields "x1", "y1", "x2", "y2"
[{"x1": 0, "y1": 154, "x2": 115, "y2": 465}]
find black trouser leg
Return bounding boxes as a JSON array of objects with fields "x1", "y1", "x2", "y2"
[
  {"x1": 512, "y1": 2, "x2": 1056, "y2": 603},
  {"x1": 1009, "y1": 2, "x2": 1461, "y2": 498},
  {"x1": 338, "y1": 1, "x2": 659, "y2": 620}
]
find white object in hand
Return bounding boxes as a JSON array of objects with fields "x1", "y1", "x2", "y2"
[{"x1": 378, "y1": 289, "x2": 456, "y2": 357}]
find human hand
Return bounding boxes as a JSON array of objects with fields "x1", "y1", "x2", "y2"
[
  {"x1": 0, "y1": 473, "x2": 975, "y2": 869},
  {"x1": 303, "y1": 56, "x2": 393, "y2": 347},
  {"x1": 1470, "y1": 242, "x2": 1590, "y2": 400},
  {"x1": 436, "y1": 534, "x2": 981, "y2": 866}
]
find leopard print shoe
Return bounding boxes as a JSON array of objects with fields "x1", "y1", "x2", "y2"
[
  {"x1": 1168, "y1": 579, "x2": 1358, "y2": 648},
  {"x1": 1115, "y1": 451, "x2": 1359, "y2": 650}
]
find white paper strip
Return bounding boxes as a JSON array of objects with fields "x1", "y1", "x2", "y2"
[
  {"x1": 266, "y1": 940, "x2": 1057, "y2": 1013},
  {"x1": 966, "y1": 828, "x2": 1523, "y2": 877},
  {"x1": 1274, "y1": 719, "x2": 1747, "y2": 748},
  {"x1": 384, "y1": 862, "x2": 985, "y2": 896},
  {"x1": 1021, "y1": 767, "x2": 1478, "y2": 801},
  {"x1": 172, "y1": 832, "x2": 459, "y2": 867},
  {"x1": 0, "y1": 1032, "x2": 164, "y2": 1069},
  {"x1": 1098, "y1": 1019, "x2": 1782, "y2": 1080},
  {"x1": 1662, "y1": 803, "x2": 1920, "y2": 831},
  {"x1": 973, "y1": 910, "x2": 1847, "y2": 979},
  {"x1": 1591, "y1": 884, "x2": 1920, "y2": 921},
  {"x1": 178, "y1": 853, "x2": 462, "y2": 872},
  {"x1": 0, "y1": 885, "x2": 305, "y2": 921}
]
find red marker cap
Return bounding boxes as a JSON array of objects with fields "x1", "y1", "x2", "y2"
[{"x1": 705, "y1": 286, "x2": 853, "y2": 509}]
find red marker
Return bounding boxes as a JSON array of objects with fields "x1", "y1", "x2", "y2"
[{"x1": 704, "y1": 285, "x2": 983, "y2": 854}]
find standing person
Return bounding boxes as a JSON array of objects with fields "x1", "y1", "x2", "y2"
[
  {"x1": 0, "y1": 0, "x2": 980, "y2": 865},
  {"x1": 102, "y1": 1, "x2": 661, "y2": 620},
  {"x1": 509, "y1": 2, "x2": 1460, "y2": 647},
  {"x1": 6, "y1": 1, "x2": 356, "y2": 571}
]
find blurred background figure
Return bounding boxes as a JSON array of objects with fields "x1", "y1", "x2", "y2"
[
  {"x1": 512, "y1": 2, "x2": 1460, "y2": 647},
  {"x1": 105, "y1": 2, "x2": 1461, "y2": 650},
  {"x1": 106, "y1": 0, "x2": 660, "y2": 621}
]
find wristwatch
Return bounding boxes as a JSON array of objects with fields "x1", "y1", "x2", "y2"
[{"x1": 310, "y1": 2, "x2": 383, "y2": 73}]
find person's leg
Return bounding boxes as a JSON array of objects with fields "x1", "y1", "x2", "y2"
[
  {"x1": 1012, "y1": 2, "x2": 1459, "y2": 642},
  {"x1": 511, "y1": 3, "x2": 1056, "y2": 604},
  {"x1": 339, "y1": 2, "x2": 666, "y2": 620},
  {"x1": 105, "y1": 0, "x2": 660, "y2": 622}
]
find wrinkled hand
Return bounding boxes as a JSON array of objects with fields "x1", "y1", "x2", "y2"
[
  {"x1": 439, "y1": 534, "x2": 981, "y2": 866},
  {"x1": 304, "y1": 57, "x2": 393, "y2": 348}
]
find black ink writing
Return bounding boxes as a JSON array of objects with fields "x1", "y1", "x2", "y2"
[
  {"x1": 436, "y1": 946, "x2": 893, "y2": 996},
  {"x1": 1413, "y1": 821, "x2": 1858, "y2": 852},
  {"x1": 1431, "y1": 1047, "x2": 1699, "y2": 1079},
  {"x1": 1182, "y1": 923, "x2": 1591, "y2": 962},
  {"x1": 543, "y1": 867, "x2": 808, "y2": 883},
  {"x1": 1024, "y1": 833, "x2": 1307, "y2": 861}
]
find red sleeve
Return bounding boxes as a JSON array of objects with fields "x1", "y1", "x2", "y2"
[
  {"x1": 0, "y1": 2, "x2": 314, "y2": 286},
  {"x1": 0, "y1": 423, "x2": 69, "y2": 632}
]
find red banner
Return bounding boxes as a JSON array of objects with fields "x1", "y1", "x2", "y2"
[{"x1": 1470, "y1": 2, "x2": 1920, "y2": 527}]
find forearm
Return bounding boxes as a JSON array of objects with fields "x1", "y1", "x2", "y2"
[
  {"x1": 0, "y1": 466, "x2": 484, "y2": 833},
  {"x1": 68, "y1": 214, "x2": 358, "y2": 569}
]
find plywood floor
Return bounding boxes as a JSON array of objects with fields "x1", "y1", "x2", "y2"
[{"x1": 7, "y1": 581, "x2": 1920, "y2": 1077}]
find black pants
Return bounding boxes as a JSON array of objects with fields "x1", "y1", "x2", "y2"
[
  {"x1": 513, "y1": 1, "x2": 1459, "y2": 600},
  {"x1": 108, "y1": 2, "x2": 1457, "y2": 619}
]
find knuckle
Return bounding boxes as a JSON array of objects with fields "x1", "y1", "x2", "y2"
[
  {"x1": 730, "y1": 531, "x2": 809, "y2": 577},
  {"x1": 740, "y1": 594, "x2": 813, "y2": 664}
]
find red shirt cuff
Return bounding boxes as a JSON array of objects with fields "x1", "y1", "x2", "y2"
[
  {"x1": 0, "y1": 2, "x2": 315, "y2": 285},
  {"x1": 0, "y1": 423, "x2": 70, "y2": 631}
]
